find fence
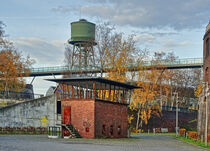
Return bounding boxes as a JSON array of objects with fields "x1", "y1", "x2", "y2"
[{"x1": 0, "y1": 91, "x2": 44, "y2": 101}]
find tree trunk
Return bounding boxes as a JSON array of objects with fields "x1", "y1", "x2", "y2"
[{"x1": 136, "y1": 108, "x2": 141, "y2": 130}]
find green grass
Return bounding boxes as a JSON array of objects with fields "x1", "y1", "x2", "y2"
[
  {"x1": 132, "y1": 132, "x2": 210, "y2": 149},
  {"x1": 131, "y1": 132, "x2": 176, "y2": 136},
  {"x1": 176, "y1": 136, "x2": 210, "y2": 149}
]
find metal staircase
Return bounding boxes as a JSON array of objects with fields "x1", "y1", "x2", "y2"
[{"x1": 61, "y1": 124, "x2": 81, "y2": 138}]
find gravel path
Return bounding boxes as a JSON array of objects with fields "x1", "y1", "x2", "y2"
[{"x1": 0, "y1": 135, "x2": 208, "y2": 151}]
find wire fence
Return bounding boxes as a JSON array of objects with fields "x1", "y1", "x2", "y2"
[{"x1": 0, "y1": 91, "x2": 44, "y2": 101}]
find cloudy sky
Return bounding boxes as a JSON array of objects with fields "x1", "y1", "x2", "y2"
[{"x1": 0, "y1": 0, "x2": 209, "y2": 94}]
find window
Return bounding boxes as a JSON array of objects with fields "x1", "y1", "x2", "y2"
[
  {"x1": 117, "y1": 126, "x2": 121, "y2": 135},
  {"x1": 57, "y1": 101, "x2": 61, "y2": 114},
  {"x1": 206, "y1": 38, "x2": 209, "y2": 57},
  {"x1": 102, "y1": 125, "x2": 106, "y2": 135},
  {"x1": 205, "y1": 67, "x2": 209, "y2": 81},
  {"x1": 110, "y1": 125, "x2": 113, "y2": 135}
]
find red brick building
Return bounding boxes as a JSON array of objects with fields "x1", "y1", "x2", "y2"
[
  {"x1": 49, "y1": 77, "x2": 139, "y2": 138},
  {"x1": 197, "y1": 22, "x2": 210, "y2": 141},
  {"x1": 203, "y1": 22, "x2": 210, "y2": 84}
]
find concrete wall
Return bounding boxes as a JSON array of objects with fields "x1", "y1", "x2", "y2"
[{"x1": 0, "y1": 95, "x2": 56, "y2": 128}]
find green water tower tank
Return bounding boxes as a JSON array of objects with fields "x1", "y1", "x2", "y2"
[{"x1": 70, "y1": 19, "x2": 95, "y2": 42}]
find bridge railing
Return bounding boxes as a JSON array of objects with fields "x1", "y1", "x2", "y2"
[
  {"x1": 28, "y1": 58, "x2": 203, "y2": 74},
  {"x1": 30, "y1": 65, "x2": 101, "y2": 73},
  {"x1": 140, "y1": 58, "x2": 203, "y2": 67}
]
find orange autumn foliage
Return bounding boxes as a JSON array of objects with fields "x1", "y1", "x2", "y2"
[
  {"x1": 0, "y1": 49, "x2": 33, "y2": 92},
  {"x1": 194, "y1": 83, "x2": 203, "y2": 98}
]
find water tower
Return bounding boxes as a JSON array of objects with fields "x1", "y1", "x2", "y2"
[{"x1": 68, "y1": 19, "x2": 97, "y2": 72}]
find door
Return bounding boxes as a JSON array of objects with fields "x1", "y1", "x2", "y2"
[{"x1": 63, "y1": 107, "x2": 71, "y2": 125}]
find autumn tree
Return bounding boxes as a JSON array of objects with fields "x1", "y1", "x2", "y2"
[
  {"x1": 95, "y1": 22, "x2": 115, "y2": 76},
  {"x1": 131, "y1": 63, "x2": 162, "y2": 130},
  {"x1": 0, "y1": 21, "x2": 34, "y2": 94}
]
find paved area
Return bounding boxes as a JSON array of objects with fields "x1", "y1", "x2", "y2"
[{"x1": 0, "y1": 134, "x2": 208, "y2": 151}]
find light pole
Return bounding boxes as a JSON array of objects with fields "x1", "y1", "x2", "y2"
[
  {"x1": 176, "y1": 93, "x2": 179, "y2": 137},
  {"x1": 174, "y1": 92, "x2": 179, "y2": 137}
]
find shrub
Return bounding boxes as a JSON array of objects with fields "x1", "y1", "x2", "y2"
[
  {"x1": 187, "y1": 131, "x2": 198, "y2": 140},
  {"x1": 179, "y1": 128, "x2": 186, "y2": 137}
]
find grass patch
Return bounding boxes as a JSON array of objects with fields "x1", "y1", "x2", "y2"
[
  {"x1": 131, "y1": 132, "x2": 176, "y2": 136},
  {"x1": 176, "y1": 136, "x2": 210, "y2": 149}
]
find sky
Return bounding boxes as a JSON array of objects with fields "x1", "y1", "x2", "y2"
[{"x1": 0, "y1": 0, "x2": 210, "y2": 94}]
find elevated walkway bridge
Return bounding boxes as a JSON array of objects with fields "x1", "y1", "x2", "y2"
[{"x1": 27, "y1": 58, "x2": 203, "y2": 77}]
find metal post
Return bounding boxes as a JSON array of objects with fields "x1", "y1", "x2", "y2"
[
  {"x1": 174, "y1": 92, "x2": 179, "y2": 137},
  {"x1": 176, "y1": 93, "x2": 178, "y2": 137}
]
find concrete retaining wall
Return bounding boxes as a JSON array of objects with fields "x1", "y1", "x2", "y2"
[{"x1": 0, "y1": 95, "x2": 56, "y2": 128}]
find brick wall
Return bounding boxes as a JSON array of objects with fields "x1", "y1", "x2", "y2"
[
  {"x1": 203, "y1": 30, "x2": 210, "y2": 84},
  {"x1": 197, "y1": 27, "x2": 210, "y2": 139},
  {"x1": 61, "y1": 99, "x2": 95, "y2": 138},
  {"x1": 95, "y1": 100, "x2": 128, "y2": 138}
]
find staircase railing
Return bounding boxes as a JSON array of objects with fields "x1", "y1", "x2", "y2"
[{"x1": 61, "y1": 124, "x2": 81, "y2": 138}]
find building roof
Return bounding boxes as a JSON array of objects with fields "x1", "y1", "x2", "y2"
[{"x1": 46, "y1": 77, "x2": 141, "y2": 90}]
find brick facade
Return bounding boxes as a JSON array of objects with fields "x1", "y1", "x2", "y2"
[
  {"x1": 203, "y1": 25, "x2": 210, "y2": 84},
  {"x1": 197, "y1": 23, "x2": 210, "y2": 141},
  {"x1": 62, "y1": 99, "x2": 95, "y2": 138},
  {"x1": 95, "y1": 100, "x2": 128, "y2": 138},
  {"x1": 61, "y1": 99, "x2": 128, "y2": 138}
]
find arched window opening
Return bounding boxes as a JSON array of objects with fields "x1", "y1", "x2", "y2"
[
  {"x1": 206, "y1": 38, "x2": 209, "y2": 57},
  {"x1": 110, "y1": 125, "x2": 113, "y2": 135},
  {"x1": 205, "y1": 67, "x2": 209, "y2": 81},
  {"x1": 117, "y1": 126, "x2": 121, "y2": 135},
  {"x1": 102, "y1": 125, "x2": 106, "y2": 135}
]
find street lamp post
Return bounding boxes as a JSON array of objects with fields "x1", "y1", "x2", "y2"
[
  {"x1": 176, "y1": 93, "x2": 179, "y2": 137},
  {"x1": 174, "y1": 92, "x2": 179, "y2": 137}
]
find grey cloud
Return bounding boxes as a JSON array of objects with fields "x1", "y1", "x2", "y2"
[
  {"x1": 134, "y1": 34, "x2": 156, "y2": 44},
  {"x1": 51, "y1": 5, "x2": 77, "y2": 14},
  {"x1": 137, "y1": 31, "x2": 179, "y2": 37},
  {"x1": 13, "y1": 37, "x2": 65, "y2": 66},
  {"x1": 52, "y1": 0, "x2": 210, "y2": 30},
  {"x1": 163, "y1": 40, "x2": 193, "y2": 48}
]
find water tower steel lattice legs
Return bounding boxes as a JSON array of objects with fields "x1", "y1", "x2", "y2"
[
  {"x1": 70, "y1": 41, "x2": 96, "y2": 71},
  {"x1": 68, "y1": 19, "x2": 97, "y2": 75}
]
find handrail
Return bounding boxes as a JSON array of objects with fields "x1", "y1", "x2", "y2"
[{"x1": 28, "y1": 58, "x2": 203, "y2": 73}]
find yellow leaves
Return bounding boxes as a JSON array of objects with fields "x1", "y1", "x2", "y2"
[
  {"x1": 0, "y1": 49, "x2": 33, "y2": 92},
  {"x1": 128, "y1": 114, "x2": 134, "y2": 124},
  {"x1": 104, "y1": 37, "x2": 133, "y2": 83},
  {"x1": 194, "y1": 83, "x2": 203, "y2": 98}
]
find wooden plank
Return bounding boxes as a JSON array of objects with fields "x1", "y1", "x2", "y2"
[
  {"x1": 122, "y1": 89, "x2": 125, "y2": 104},
  {"x1": 109, "y1": 84, "x2": 111, "y2": 100},
  {"x1": 78, "y1": 82, "x2": 81, "y2": 99},
  {"x1": 67, "y1": 84, "x2": 70, "y2": 98},
  {"x1": 86, "y1": 81, "x2": 89, "y2": 99},
  {"x1": 99, "y1": 82, "x2": 102, "y2": 99},
  {"x1": 113, "y1": 85, "x2": 115, "y2": 102},
  {"x1": 103, "y1": 83, "x2": 106, "y2": 100},
  {"x1": 93, "y1": 81, "x2": 96, "y2": 99},
  {"x1": 72, "y1": 85, "x2": 74, "y2": 99}
]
